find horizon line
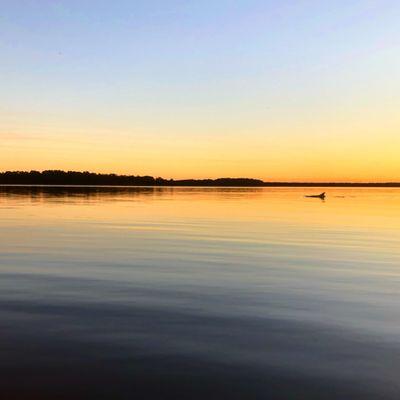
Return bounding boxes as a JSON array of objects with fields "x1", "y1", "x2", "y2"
[{"x1": 1, "y1": 170, "x2": 400, "y2": 187}]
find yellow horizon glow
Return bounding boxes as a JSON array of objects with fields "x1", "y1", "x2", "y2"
[{"x1": 1, "y1": 101, "x2": 399, "y2": 182}]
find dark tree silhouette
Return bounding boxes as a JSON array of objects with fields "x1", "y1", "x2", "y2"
[
  {"x1": 0, "y1": 170, "x2": 265, "y2": 187},
  {"x1": 0, "y1": 170, "x2": 398, "y2": 187}
]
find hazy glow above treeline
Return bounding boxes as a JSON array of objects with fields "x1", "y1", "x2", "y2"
[{"x1": 1, "y1": 1, "x2": 399, "y2": 182}]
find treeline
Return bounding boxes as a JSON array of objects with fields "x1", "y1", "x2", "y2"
[
  {"x1": 0, "y1": 170, "x2": 265, "y2": 187},
  {"x1": 1, "y1": 170, "x2": 399, "y2": 187}
]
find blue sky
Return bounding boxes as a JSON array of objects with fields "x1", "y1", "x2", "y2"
[{"x1": 1, "y1": 1, "x2": 399, "y2": 180}]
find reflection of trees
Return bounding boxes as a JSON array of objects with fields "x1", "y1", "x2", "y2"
[
  {"x1": 0, "y1": 186, "x2": 265, "y2": 204},
  {"x1": 0, "y1": 186, "x2": 161, "y2": 202}
]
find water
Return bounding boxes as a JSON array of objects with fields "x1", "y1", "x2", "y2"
[{"x1": 1, "y1": 186, "x2": 400, "y2": 399}]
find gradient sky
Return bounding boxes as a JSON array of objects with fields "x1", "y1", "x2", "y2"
[{"x1": 1, "y1": 0, "x2": 399, "y2": 181}]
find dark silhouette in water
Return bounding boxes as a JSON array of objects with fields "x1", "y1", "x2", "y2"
[{"x1": 305, "y1": 192, "x2": 326, "y2": 199}]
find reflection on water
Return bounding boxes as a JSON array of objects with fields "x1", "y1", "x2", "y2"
[{"x1": 1, "y1": 186, "x2": 400, "y2": 399}]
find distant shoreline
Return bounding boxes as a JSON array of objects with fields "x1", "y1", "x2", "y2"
[
  {"x1": 1, "y1": 184, "x2": 400, "y2": 188},
  {"x1": 0, "y1": 170, "x2": 399, "y2": 188}
]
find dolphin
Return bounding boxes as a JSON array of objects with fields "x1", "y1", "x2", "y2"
[{"x1": 305, "y1": 192, "x2": 326, "y2": 199}]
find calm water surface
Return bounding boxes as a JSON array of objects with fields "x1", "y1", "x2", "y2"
[{"x1": 1, "y1": 186, "x2": 400, "y2": 399}]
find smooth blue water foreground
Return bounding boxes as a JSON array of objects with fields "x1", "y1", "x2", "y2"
[{"x1": 1, "y1": 186, "x2": 400, "y2": 399}]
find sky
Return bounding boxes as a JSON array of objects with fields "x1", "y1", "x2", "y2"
[{"x1": 1, "y1": 0, "x2": 399, "y2": 182}]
